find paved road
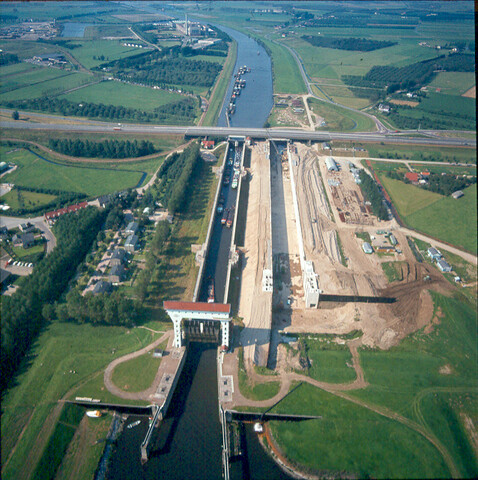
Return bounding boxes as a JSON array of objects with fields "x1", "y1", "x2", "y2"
[
  {"x1": 0, "y1": 215, "x2": 57, "y2": 253},
  {"x1": 1, "y1": 120, "x2": 475, "y2": 147}
]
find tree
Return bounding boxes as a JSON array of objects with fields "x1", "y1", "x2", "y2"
[{"x1": 12, "y1": 110, "x2": 19, "y2": 120}]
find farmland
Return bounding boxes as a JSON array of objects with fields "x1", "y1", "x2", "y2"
[
  {"x1": 1, "y1": 147, "x2": 148, "y2": 197},
  {"x1": 60, "y1": 80, "x2": 184, "y2": 112}
]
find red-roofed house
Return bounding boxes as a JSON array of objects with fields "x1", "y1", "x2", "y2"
[
  {"x1": 405, "y1": 172, "x2": 419, "y2": 183},
  {"x1": 201, "y1": 140, "x2": 215, "y2": 149}
]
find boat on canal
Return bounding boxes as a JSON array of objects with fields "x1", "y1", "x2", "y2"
[
  {"x1": 127, "y1": 420, "x2": 141, "y2": 429},
  {"x1": 207, "y1": 277, "x2": 215, "y2": 303}
]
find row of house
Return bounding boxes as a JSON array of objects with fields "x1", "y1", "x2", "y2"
[{"x1": 44, "y1": 201, "x2": 89, "y2": 223}]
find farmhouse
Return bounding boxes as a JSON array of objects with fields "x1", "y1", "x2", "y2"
[
  {"x1": 405, "y1": 172, "x2": 419, "y2": 184},
  {"x1": 437, "y1": 259, "x2": 452, "y2": 272},
  {"x1": 19, "y1": 222, "x2": 35, "y2": 233},
  {"x1": 427, "y1": 247, "x2": 442, "y2": 260}
]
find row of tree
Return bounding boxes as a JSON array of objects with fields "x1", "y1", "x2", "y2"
[
  {"x1": 48, "y1": 138, "x2": 156, "y2": 159},
  {"x1": 358, "y1": 170, "x2": 388, "y2": 220},
  {"x1": 302, "y1": 36, "x2": 396, "y2": 51},
  {"x1": 3, "y1": 95, "x2": 198, "y2": 125},
  {"x1": 55, "y1": 289, "x2": 139, "y2": 326},
  {"x1": 1, "y1": 207, "x2": 106, "y2": 395},
  {"x1": 0, "y1": 53, "x2": 19, "y2": 66}
]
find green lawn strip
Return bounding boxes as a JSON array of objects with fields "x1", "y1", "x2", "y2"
[
  {"x1": 1, "y1": 188, "x2": 56, "y2": 210},
  {"x1": 238, "y1": 348, "x2": 280, "y2": 401},
  {"x1": 55, "y1": 413, "x2": 112, "y2": 480},
  {"x1": 2, "y1": 148, "x2": 144, "y2": 197},
  {"x1": 409, "y1": 163, "x2": 476, "y2": 176},
  {"x1": 12, "y1": 243, "x2": 45, "y2": 260},
  {"x1": 379, "y1": 175, "x2": 442, "y2": 217},
  {"x1": 1, "y1": 323, "x2": 155, "y2": 479},
  {"x1": 381, "y1": 261, "x2": 404, "y2": 283},
  {"x1": 0, "y1": 67, "x2": 72, "y2": 94},
  {"x1": 60, "y1": 80, "x2": 184, "y2": 112},
  {"x1": 202, "y1": 41, "x2": 237, "y2": 126},
  {"x1": 366, "y1": 144, "x2": 477, "y2": 164},
  {"x1": 348, "y1": 292, "x2": 477, "y2": 477},
  {"x1": 336, "y1": 232, "x2": 347, "y2": 266},
  {"x1": 307, "y1": 97, "x2": 375, "y2": 132},
  {"x1": 111, "y1": 339, "x2": 168, "y2": 392},
  {"x1": 261, "y1": 39, "x2": 306, "y2": 94},
  {"x1": 404, "y1": 184, "x2": 477, "y2": 254},
  {"x1": 268, "y1": 383, "x2": 449, "y2": 479}
]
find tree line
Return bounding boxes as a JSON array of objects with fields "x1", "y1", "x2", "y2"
[
  {"x1": 302, "y1": 35, "x2": 396, "y2": 51},
  {"x1": 155, "y1": 142, "x2": 202, "y2": 214},
  {"x1": 358, "y1": 170, "x2": 388, "y2": 220},
  {"x1": 48, "y1": 138, "x2": 156, "y2": 159},
  {"x1": 0, "y1": 53, "x2": 19, "y2": 66},
  {"x1": 1, "y1": 207, "x2": 105, "y2": 395},
  {"x1": 3, "y1": 95, "x2": 198, "y2": 125}
]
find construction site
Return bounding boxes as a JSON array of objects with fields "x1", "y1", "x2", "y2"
[{"x1": 234, "y1": 140, "x2": 453, "y2": 370}]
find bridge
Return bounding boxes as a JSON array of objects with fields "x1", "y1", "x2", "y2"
[{"x1": 0, "y1": 119, "x2": 475, "y2": 147}]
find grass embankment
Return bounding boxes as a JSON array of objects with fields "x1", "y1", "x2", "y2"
[
  {"x1": 261, "y1": 39, "x2": 306, "y2": 95},
  {"x1": 238, "y1": 348, "x2": 280, "y2": 401},
  {"x1": 202, "y1": 41, "x2": 237, "y2": 126},
  {"x1": 307, "y1": 97, "x2": 375, "y2": 132},
  {"x1": 112, "y1": 339, "x2": 168, "y2": 392},
  {"x1": 1, "y1": 323, "x2": 161, "y2": 480},
  {"x1": 268, "y1": 292, "x2": 477, "y2": 478},
  {"x1": 350, "y1": 292, "x2": 478, "y2": 478},
  {"x1": 269, "y1": 383, "x2": 449, "y2": 479},
  {"x1": 380, "y1": 176, "x2": 477, "y2": 253}
]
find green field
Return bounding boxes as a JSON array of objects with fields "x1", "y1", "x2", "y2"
[
  {"x1": 304, "y1": 338, "x2": 356, "y2": 384},
  {"x1": 269, "y1": 383, "x2": 449, "y2": 478},
  {"x1": 0, "y1": 70, "x2": 93, "y2": 102},
  {"x1": 66, "y1": 40, "x2": 146, "y2": 69},
  {"x1": 2, "y1": 147, "x2": 145, "y2": 197},
  {"x1": 1, "y1": 188, "x2": 57, "y2": 210},
  {"x1": 60, "y1": 80, "x2": 183, "y2": 112},
  {"x1": 0, "y1": 62, "x2": 39, "y2": 78},
  {"x1": 350, "y1": 292, "x2": 478, "y2": 478},
  {"x1": 428, "y1": 72, "x2": 475, "y2": 96},
  {"x1": 380, "y1": 176, "x2": 442, "y2": 216},
  {"x1": 111, "y1": 340, "x2": 167, "y2": 392},
  {"x1": 367, "y1": 144, "x2": 476, "y2": 163},
  {"x1": 0, "y1": 322, "x2": 160, "y2": 479},
  {"x1": 405, "y1": 184, "x2": 477, "y2": 254},
  {"x1": 308, "y1": 97, "x2": 376, "y2": 131}
]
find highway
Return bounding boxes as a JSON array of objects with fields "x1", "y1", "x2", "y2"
[{"x1": 0, "y1": 120, "x2": 475, "y2": 147}]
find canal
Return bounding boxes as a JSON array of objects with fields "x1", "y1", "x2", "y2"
[{"x1": 106, "y1": 18, "x2": 292, "y2": 480}]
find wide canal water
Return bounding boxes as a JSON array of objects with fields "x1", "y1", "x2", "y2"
[
  {"x1": 106, "y1": 20, "x2": 292, "y2": 480},
  {"x1": 216, "y1": 25, "x2": 273, "y2": 128}
]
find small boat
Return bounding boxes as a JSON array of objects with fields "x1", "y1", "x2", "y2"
[
  {"x1": 86, "y1": 410, "x2": 102, "y2": 418},
  {"x1": 254, "y1": 422, "x2": 264, "y2": 433},
  {"x1": 207, "y1": 277, "x2": 215, "y2": 303},
  {"x1": 127, "y1": 420, "x2": 141, "y2": 429}
]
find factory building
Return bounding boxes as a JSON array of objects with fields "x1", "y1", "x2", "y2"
[
  {"x1": 362, "y1": 242, "x2": 373, "y2": 254},
  {"x1": 303, "y1": 261, "x2": 320, "y2": 308},
  {"x1": 325, "y1": 156, "x2": 338, "y2": 171}
]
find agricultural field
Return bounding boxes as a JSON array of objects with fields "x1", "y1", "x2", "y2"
[
  {"x1": 428, "y1": 72, "x2": 476, "y2": 96},
  {"x1": 1, "y1": 147, "x2": 147, "y2": 197},
  {"x1": 65, "y1": 40, "x2": 148, "y2": 69},
  {"x1": 59, "y1": 79, "x2": 184, "y2": 112},
  {"x1": 379, "y1": 175, "x2": 477, "y2": 253},
  {"x1": 0, "y1": 322, "x2": 160, "y2": 480}
]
